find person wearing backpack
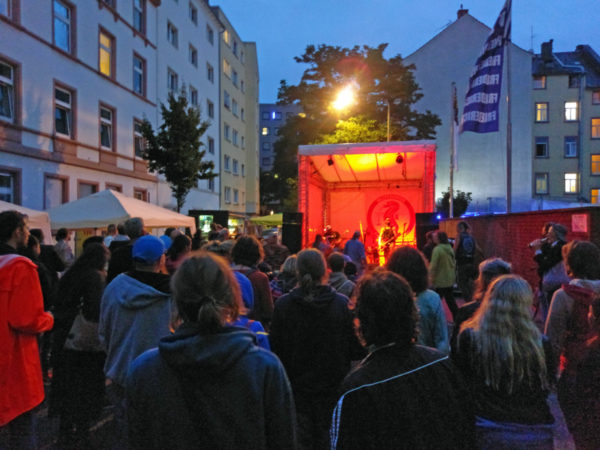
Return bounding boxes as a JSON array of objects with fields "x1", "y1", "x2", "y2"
[{"x1": 454, "y1": 221, "x2": 477, "y2": 302}]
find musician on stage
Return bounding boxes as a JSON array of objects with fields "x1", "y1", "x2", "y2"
[{"x1": 378, "y1": 217, "x2": 397, "y2": 263}]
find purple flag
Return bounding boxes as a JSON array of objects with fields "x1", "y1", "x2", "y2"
[{"x1": 461, "y1": 0, "x2": 511, "y2": 133}]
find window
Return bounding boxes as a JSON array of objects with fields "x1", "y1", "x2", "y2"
[
  {"x1": 208, "y1": 178, "x2": 214, "y2": 192},
  {"x1": 167, "y1": 68, "x2": 178, "y2": 93},
  {"x1": 133, "y1": 53, "x2": 145, "y2": 96},
  {"x1": 0, "y1": 169, "x2": 19, "y2": 203},
  {"x1": 232, "y1": 99, "x2": 238, "y2": 116},
  {"x1": 565, "y1": 101, "x2": 578, "y2": 121},
  {"x1": 535, "y1": 173, "x2": 548, "y2": 195},
  {"x1": 241, "y1": 108, "x2": 245, "y2": 121},
  {"x1": 232, "y1": 129, "x2": 238, "y2": 146},
  {"x1": 133, "y1": 188, "x2": 148, "y2": 202},
  {"x1": 262, "y1": 142, "x2": 271, "y2": 152},
  {"x1": 101, "y1": 0, "x2": 115, "y2": 7},
  {"x1": 224, "y1": 186, "x2": 231, "y2": 203},
  {"x1": 100, "y1": 105, "x2": 114, "y2": 150},
  {"x1": 592, "y1": 118, "x2": 600, "y2": 139},
  {"x1": 188, "y1": 2, "x2": 197, "y2": 24},
  {"x1": 593, "y1": 91, "x2": 600, "y2": 105},
  {"x1": 535, "y1": 103, "x2": 548, "y2": 122},
  {"x1": 233, "y1": 40, "x2": 238, "y2": 56},
  {"x1": 207, "y1": 100, "x2": 214, "y2": 118},
  {"x1": 78, "y1": 181, "x2": 98, "y2": 199},
  {"x1": 224, "y1": 155, "x2": 230, "y2": 171},
  {"x1": 591, "y1": 155, "x2": 600, "y2": 175},
  {"x1": 207, "y1": 63, "x2": 214, "y2": 83},
  {"x1": 99, "y1": 30, "x2": 114, "y2": 78},
  {"x1": 0, "y1": 61, "x2": 15, "y2": 122},
  {"x1": 569, "y1": 75, "x2": 580, "y2": 88},
  {"x1": 232, "y1": 70, "x2": 238, "y2": 87},
  {"x1": 241, "y1": 136, "x2": 245, "y2": 149},
  {"x1": 133, "y1": 0, "x2": 144, "y2": 33},
  {"x1": 272, "y1": 111, "x2": 282, "y2": 120},
  {"x1": 261, "y1": 111, "x2": 270, "y2": 120},
  {"x1": 233, "y1": 159, "x2": 238, "y2": 174},
  {"x1": 233, "y1": 188, "x2": 239, "y2": 204},
  {"x1": 565, "y1": 173, "x2": 578, "y2": 194},
  {"x1": 134, "y1": 120, "x2": 145, "y2": 157},
  {"x1": 44, "y1": 175, "x2": 67, "y2": 208},
  {"x1": 53, "y1": 0, "x2": 72, "y2": 53},
  {"x1": 241, "y1": 51, "x2": 245, "y2": 64},
  {"x1": 261, "y1": 127, "x2": 269, "y2": 136},
  {"x1": 224, "y1": 123, "x2": 230, "y2": 141},
  {"x1": 224, "y1": 90, "x2": 230, "y2": 109},
  {"x1": 533, "y1": 75, "x2": 546, "y2": 89},
  {"x1": 274, "y1": 127, "x2": 280, "y2": 135},
  {"x1": 0, "y1": 0, "x2": 10, "y2": 17},
  {"x1": 189, "y1": 45, "x2": 198, "y2": 67},
  {"x1": 206, "y1": 25, "x2": 214, "y2": 44},
  {"x1": 189, "y1": 86, "x2": 198, "y2": 106},
  {"x1": 564, "y1": 136, "x2": 577, "y2": 158},
  {"x1": 262, "y1": 157, "x2": 271, "y2": 166},
  {"x1": 207, "y1": 137, "x2": 214, "y2": 154},
  {"x1": 223, "y1": 59, "x2": 231, "y2": 78},
  {"x1": 591, "y1": 189, "x2": 600, "y2": 204},
  {"x1": 240, "y1": 80, "x2": 244, "y2": 93},
  {"x1": 106, "y1": 183, "x2": 122, "y2": 192},
  {"x1": 286, "y1": 112, "x2": 294, "y2": 119},
  {"x1": 534, "y1": 137, "x2": 548, "y2": 158},
  {"x1": 241, "y1": 164, "x2": 245, "y2": 177},
  {"x1": 167, "y1": 22, "x2": 178, "y2": 48},
  {"x1": 223, "y1": 29, "x2": 230, "y2": 46},
  {"x1": 55, "y1": 86, "x2": 73, "y2": 136}
]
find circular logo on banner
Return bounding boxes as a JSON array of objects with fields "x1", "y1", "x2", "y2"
[{"x1": 366, "y1": 194, "x2": 416, "y2": 237}]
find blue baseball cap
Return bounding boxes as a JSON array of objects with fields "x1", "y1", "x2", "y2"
[
  {"x1": 133, "y1": 235, "x2": 166, "y2": 264},
  {"x1": 160, "y1": 235, "x2": 173, "y2": 251}
]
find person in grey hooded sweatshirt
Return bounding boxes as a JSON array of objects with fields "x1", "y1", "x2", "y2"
[
  {"x1": 99, "y1": 234, "x2": 171, "y2": 447},
  {"x1": 327, "y1": 252, "x2": 355, "y2": 298}
]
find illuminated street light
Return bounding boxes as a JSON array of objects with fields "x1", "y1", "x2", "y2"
[{"x1": 332, "y1": 85, "x2": 356, "y2": 111}]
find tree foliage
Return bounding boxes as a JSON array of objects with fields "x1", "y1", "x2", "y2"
[
  {"x1": 436, "y1": 190, "x2": 473, "y2": 218},
  {"x1": 141, "y1": 90, "x2": 216, "y2": 212},
  {"x1": 267, "y1": 43, "x2": 441, "y2": 211}
]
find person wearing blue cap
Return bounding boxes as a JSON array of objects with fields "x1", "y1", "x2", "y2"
[{"x1": 99, "y1": 234, "x2": 172, "y2": 448}]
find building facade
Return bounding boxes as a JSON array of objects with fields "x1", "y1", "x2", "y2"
[
  {"x1": 531, "y1": 41, "x2": 600, "y2": 205},
  {"x1": 259, "y1": 103, "x2": 302, "y2": 171}
]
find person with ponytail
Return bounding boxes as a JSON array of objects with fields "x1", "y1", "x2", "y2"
[
  {"x1": 270, "y1": 248, "x2": 365, "y2": 449},
  {"x1": 126, "y1": 252, "x2": 297, "y2": 449}
]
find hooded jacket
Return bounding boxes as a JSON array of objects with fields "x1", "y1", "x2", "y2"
[
  {"x1": 99, "y1": 271, "x2": 171, "y2": 386},
  {"x1": 328, "y1": 272, "x2": 355, "y2": 298},
  {"x1": 429, "y1": 243, "x2": 456, "y2": 288},
  {"x1": 126, "y1": 325, "x2": 297, "y2": 450},
  {"x1": 270, "y1": 285, "x2": 365, "y2": 397}
]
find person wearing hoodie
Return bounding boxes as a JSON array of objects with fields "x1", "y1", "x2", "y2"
[
  {"x1": 99, "y1": 234, "x2": 171, "y2": 448},
  {"x1": 126, "y1": 252, "x2": 297, "y2": 449},
  {"x1": 545, "y1": 240, "x2": 600, "y2": 447},
  {"x1": 270, "y1": 248, "x2": 365, "y2": 450},
  {"x1": 327, "y1": 252, "x2": 355, "y2": 299},
  {"x1": 429, "y1": 231, "x2": 458, "y2": 321}
]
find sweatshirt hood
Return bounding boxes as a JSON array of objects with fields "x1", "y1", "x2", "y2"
[
  {"x1": 159, "y1": 324, "x2": 256, "y2": 376},
  {"x1": 328, "y1": 272, "x2": 348, "y2": 290},
  {"x1": 288, "y1": 284, "x2": 340, "y2": 309},
  {"x1": 437, "y1": 243, "x2": 454, "y2": 257},
  {"x1": 564, "y1": 279, "x2": 600, "y2": 305},
  {"x1": 108, "y1": 273, "x2": 170, "y2": 310}
]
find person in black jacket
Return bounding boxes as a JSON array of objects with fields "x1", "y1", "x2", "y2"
[
  {"x1": 270, "y1": 248, "x2": 365, "y2": 450},
  {"x1": 330, "y1": 269, "x2": 475, "y2": 450}
]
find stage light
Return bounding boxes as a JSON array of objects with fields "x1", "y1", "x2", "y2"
[
  {"x1": 436, "y1": 214, "x2": 442, "y2": 220},
  {"x1": 327, "y1": 156, "x2": 334, "y2": 166},
  {"x1": 395, "y1": 154, "x2": 404, "y2": 164}
]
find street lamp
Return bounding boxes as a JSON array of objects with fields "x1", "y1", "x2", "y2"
[{"x1": 332, "y1": 85, "x2": 356, "y2": 111}]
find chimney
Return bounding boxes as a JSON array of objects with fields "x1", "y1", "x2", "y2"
[
  {"x1": 457, "y1": 4, "x2": 469, "y2": 19},
  {"x1": 541, "y1": 39, "x2": 554, "y2": 63}
]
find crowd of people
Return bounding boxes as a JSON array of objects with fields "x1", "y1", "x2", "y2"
[{"x1": 1, "y1": 210, "x2": 599, "y2": 449}]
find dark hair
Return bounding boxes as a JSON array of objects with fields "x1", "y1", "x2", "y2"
[
  {"x1": 167, "y1": 234, "x2": 191, "y2": 260},
  {"x1": 457, "y1": 221, "x2": 470, "y2": 232},
  {"x1": 125, "y1": 217, "x2": 144, "y2": 239},
  {"x1": 83, "y1": 236, "x2": 104, "y2": 250},
  {"x1": 56, "y1": 228, "x2": 69, "y2": 241},
  {"x1": 344, "y1": 261, "x2": 357, "y2": 277},
  {"x1": 20, "y1": 235, "x2": 40, "y2": 260},
  {"x1": 59, "y1": 243, "x2": 110, "y2": 287},
  {"x1": 386, "y1": 246, "x2": 429, "y2": 294},
  {"x1": 107, "y1": 224, "x2": 116, "y2": 234},
  {"x1": 356, "y1": 269, "x2": 418, "y2": 347},
  {"x1": 164, "y1": 227, "x2": 176, "y2": 238},
  {"x1": 297, "y1": 248, "x2": 327, "y2": 299},
  {"x1": 312, "y1": 234, "x2": 323, "y2": 247},
  {"x1": 231, "y1": 235, "x2": 263, "y2": 267},
  {"x1": 203, "y1": 240, "x2": 229, "y2": 257},
  {"x1": 172, "y1": 252, "x2": 241, "y2": 333},
  {"x1": 328, "y1": 252, "x2": 345, "y2": 272},
  {"x1": 0, "y1": 210, "x2": 27, "y2": 243},
  {"x1": 117, "y1": 223, "x2": 126, "y2": 235},
  {"x1": 30, "y1": 228, "x2": 44, "y2": 243},
  {"x1": 436, "y1": 231, "x2": 449, "y2": 244},
  {"x1": 563, "y1": 241, "x2": 600, "y2": 280}
]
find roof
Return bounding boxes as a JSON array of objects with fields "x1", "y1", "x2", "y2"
[{"x1": 533, "y1": 44, "x2": 600, "y2": 88}]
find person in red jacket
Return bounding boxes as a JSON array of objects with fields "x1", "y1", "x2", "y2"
[{"x1": 0, "y1": 211, "x2": 54, "y2": 449}]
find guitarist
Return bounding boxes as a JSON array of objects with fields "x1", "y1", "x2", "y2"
[{"x1": 378, "y1": 218, "x2": 397, "y2": 263}]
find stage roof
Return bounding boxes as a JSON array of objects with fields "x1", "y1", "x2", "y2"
[{"x1": 298, "y1": 141, "x2": 436, "y2": 184}]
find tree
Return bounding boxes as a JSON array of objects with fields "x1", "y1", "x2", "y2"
[
  {"x1": 267, "y1": 43, "x2": 441, "y2": 211},
  {"x1": 436, "y1": 190, "x2": 473, "y2": 218},
  {"x1": 141, "y1": 90, "x2": 216, "y2": 212}
]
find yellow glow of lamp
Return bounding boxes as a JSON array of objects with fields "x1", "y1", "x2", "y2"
[{"x1": 332, "y1": 85, "x2": 356, "y2": 111}]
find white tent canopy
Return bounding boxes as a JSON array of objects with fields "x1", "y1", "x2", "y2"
[
  {"x1": 0, "y1": 200, "x2": 52, "y2": 241},
  {"x1": 48, "y1": 190, "x2": 196, "y2": 233}
]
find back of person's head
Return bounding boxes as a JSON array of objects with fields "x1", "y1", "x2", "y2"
[
  {"x1": 386, "y1": 246, "x2": 428, "y2": 294},
  {"x1": 56, "y1": 227, "x2": 69, "y2": 241},
  {"x1": 203, "y1": 240, "x2": 228, "y2": 257},
  {"x1": 30, "y1": 228, "x2": 44, "y2": 244},
  {"x1": 355, "y1": 268, "x2": 417, "y2": 347},
  {"x1": 297, "y1": 248, "x2": 327, "y2": 297},
  {"x1": 327, "y1": 252, "x2": 345, "y2": 273},
  {"x1": 352, "y1": 231, "x2": 360, "y2": 240},
  {"x1": 107, "y1": 224, "x2": 116, "y2": 235},
  {"x1": 472, "y1": 258, "x2": 512, "y2": 302},
  {"x1": 425, "y1": 230, "x2": 435, "y2": 243},
  {"x1": 231, "y1": 235, "x2": 263, "y2": 267},
  {"x1": 436, "y1": 231, "x2": 449, "y2": 244},
  {"x1": 117, "y1": 223, "x2": 126, "y2": 235},
  {"x1": 457, "y1": 221, "x2": 469, "y2": 232},
  {"x1": 550, "y1": 223, "x2": 567, "y2": 242},
  {"x1": 0, "y1": 210, "x2": 26, "y2": 243},
  {"x1": 125, "y1": 217, "x2": 144, "y2": 239},
  {"x1": 164, "y1": 227, "x2": 176, "y2": 238},
  {"x1": 344, "y1": 261, "x2": 357, "y2": 278},
  {"x1": 172, "y1": 252, "x2": 242, "y2": 333},
  {"x1": 280, "y1": 254, "x2": 297, "y2": 275},
  {"x1": 132, "y1": 235, "x2": 165, "y2": 270},
  {"x1": 20, "y1": 235, "x2": 40, "y2": 260},
  {"x1": 563, "y1": 240, "x2": 600, "y2": 280},
  {"x1": 83, "y1": 235, "x2": 104, "y2": 250},
  {"x1": 168, "y1": 234, "x2": 192, "y2": 259},
  {"x1": 313, "y1": 234, "x2": 323, "y2": 244},
  {"x1": 61, "y1": 243, "x2": 110, "y2": 284},
  {"x1": 463, "y1": 274, "x2": 546, "y2": 393}
]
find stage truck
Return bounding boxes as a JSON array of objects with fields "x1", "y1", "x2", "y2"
[{"x1": 297, "y1": 141, "x2": 436, "y2": 265}]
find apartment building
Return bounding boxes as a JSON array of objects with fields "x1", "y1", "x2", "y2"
[
  {"x1": 259, "y1": 103, "x2": 302, "y2": 172},
  {"x1": 531, "y1": 41, "x2": 600, "y2": 204}
]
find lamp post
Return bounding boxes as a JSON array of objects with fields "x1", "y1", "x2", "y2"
[{"x1": 332, "y1": 85, "x2": 356, "y2": 111}]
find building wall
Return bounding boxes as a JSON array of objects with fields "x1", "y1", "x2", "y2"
[
  {"x1": 259, "y1": 103, "x2": 302, "y2": 171},
  {"x1": 243, "y1": 42, "x2": 259, "y2": 214},
  {"x1": 405, "y1": 14, "x2": 533, "y2": 214}
]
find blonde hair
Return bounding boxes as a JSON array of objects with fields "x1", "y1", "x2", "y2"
[
  {"x1": 460, "y1": 275, "x2": 548, "y2": 393},
  {"x1": 280, "y1": 254, "x2": 297, "y2": 275}
]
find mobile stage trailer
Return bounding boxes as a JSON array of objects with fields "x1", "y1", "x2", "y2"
[{"x1": 298, "y1": 141, "x2": 436, "y2": 251}]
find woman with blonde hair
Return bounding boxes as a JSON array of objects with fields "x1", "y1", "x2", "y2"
[
  {"x1": 453, "y1": 275, "x2": 554, "y2": 449},
  {"x1": 126, "y1": 252, "x2": 296, "y2": 449}
]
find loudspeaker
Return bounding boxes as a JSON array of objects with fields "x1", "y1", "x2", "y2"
[
  {"x1": 282, "y1": 212, "x2": 303, "y2": 254},
  {"x1": 415, "y1": 212, "x2": 439, "y2": 250}
]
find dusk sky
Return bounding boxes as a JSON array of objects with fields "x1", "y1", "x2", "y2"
[{"x1": 217, "y1": 0, "x2": 600, "y2": 103}]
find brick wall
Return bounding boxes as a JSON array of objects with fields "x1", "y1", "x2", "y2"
[{"x1": 439, "y1": 207, "x2": 600, "y2": 288}]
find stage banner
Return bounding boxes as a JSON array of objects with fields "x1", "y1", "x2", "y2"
[{"x1": 461, "y1": 0, "x2": 511, "y2": 133}]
